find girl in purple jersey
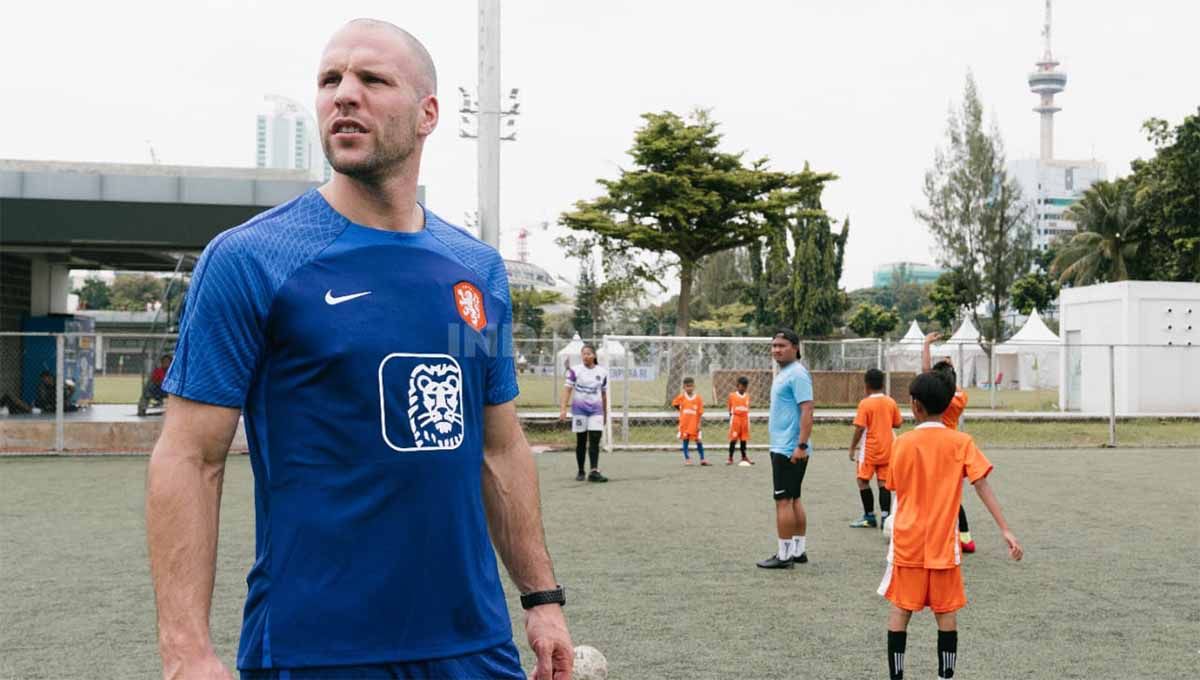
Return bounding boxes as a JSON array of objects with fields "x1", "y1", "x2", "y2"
[{"x1": 559, "y1": 344, "x2": 609, "y2": 482}]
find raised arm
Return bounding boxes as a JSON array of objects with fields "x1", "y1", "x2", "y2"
[
  {"x1": 922, "y1": 332, "x2": 941, "y2": 372},
  {"x1": 146, "y1": 396, "x2": 241, "y2": 680},
  {"x1": 482, "y1": 401, "x2": 573, "y2": 680},
  {"x1": 973, "y1": 477, "x2": 1024, "y2": 561}
]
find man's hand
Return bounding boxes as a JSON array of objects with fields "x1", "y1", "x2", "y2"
[
  {"x1": 525, "y1": 605, "x2": 573, "y2": 680},
  {"x1": 558, "y1": 410, "x2": 567, "y2": 423},
  {"x1": 1003, "y1": 530, "x2": 1024, "y2": 561},
  {"x1": 790, "y1": 446, "x2": 808, "y2": 463},
  {"x1": 924, "y1": 332, "x2": 942, "y2": 346},
  {"x1": 162, "y1": 651, "x2": 234, "y2": 680}
]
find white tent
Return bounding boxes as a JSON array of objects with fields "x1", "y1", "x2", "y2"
[
  {"x1": 556, "y1": 334, "x2": 627, "y2": 372},
  {"x1": 885, "y1": 321, "x2": 926, "y2": 372},
  {"x1": 995, "y1": 309, "x2": 1060, "y2": 390},
  {"x1": 932, "y1": 317, "x2": 989, "y2": 387}
]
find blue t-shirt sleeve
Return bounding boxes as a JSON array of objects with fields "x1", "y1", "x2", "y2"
[
  {"x1": 484, "y1": 253, "x2": 519, "y2": 405},
  {"x1": 793, "y1": 368, "x2": 814, "y2": 404},
  {"x1": 163, "y1": 233, "x2": 270, "y2": 408}
]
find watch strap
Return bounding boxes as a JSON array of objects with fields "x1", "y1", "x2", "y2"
[{"x1": 520, "y1": 585, "x2": 566, "y2": 610}]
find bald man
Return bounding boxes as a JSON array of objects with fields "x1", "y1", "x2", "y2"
[{"x1": 147, "y1": 20, "x2": 573, "y2": 680}]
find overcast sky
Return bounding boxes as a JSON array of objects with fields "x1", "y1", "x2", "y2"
[{"x1": 2, "y1": 1, "x2": 1194, "y2": 290}]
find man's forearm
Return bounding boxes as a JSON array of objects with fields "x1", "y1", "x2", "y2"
[
  {"x1": 798, "y1": 403, "x2": 814, "y2": 445},
  {"x1": 482, "y1": 440, "x2": 557, "y2": 593},
  {"x1": 146, "y1": 448, "x2": 225, "y2": 661}
]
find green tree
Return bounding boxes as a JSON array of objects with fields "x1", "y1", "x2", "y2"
[
  {"x1": 559, "y1": 110, "x2": 797, "y2": 338},
  {"x1": 1128, "y1": 110, "x2": 1200, "y2": 281},
  {"x1": 744, "y1": 171, "x2": 847, "y2": 335},
  {"x1": 924, "y1": 270, "x2": 972, "y2": 332},
  {"x1": 1010, "y1": 272, "x2": 1059, "y2": 315},
  {"x1": 572, "y1": 257, "x2": 599, "y2": 338},
  {"x1": 690, "y1": 302, "x2": 755, "y2": 335},
  {"x1": 1054, "y1": 179, "x2": 1140, "y2": 286},
  {"x1": 110, "y1": 273, "x2": 166, "y2": 311},
  {"x1": 74, "y1": 276, "x2": 111, "y2": 310},
  {"x1": 846, "y1": 303, "x2": 901, "y2": 338},
  {"x1": 511, "y1": 289, "x2": 564, "y2": 339},
  {"x1": 915, "y1": 74, "x2": 1033, "y2": 344}
]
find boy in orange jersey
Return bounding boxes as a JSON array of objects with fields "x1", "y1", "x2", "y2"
[
  {"x1": 849, "y1": 368, "x2": 903, "y2": 528},
  {"x1": 923, "y1": 331, "x2": 975, "y2": 553},
  {"x1": 726, "y1": 376, "x2": 754, "y2": 465},
  {"x1": 878, "y1": 372, "x2": 1023, "y2": 680},
  {"x1": 672, "y1": 377, "x2": 708, "y2": 465}
]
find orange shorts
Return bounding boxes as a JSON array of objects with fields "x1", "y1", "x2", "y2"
[
  {"x1": 856, "y1": 459, "x2": 888, "y2": 483},
  {"x1": 878, "y1": 564, "x2": 966, "y2": 613},
  {"x1": 678, "y1": 430, "x2": 701, "y2": 442},
  {"x1": 728, "y1": 418, "x2": 749, "y2": 442}
]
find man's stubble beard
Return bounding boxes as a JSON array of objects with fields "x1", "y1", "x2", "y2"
[{"x1": 323, "y1": 112, "x2": 417, "y2": 183}]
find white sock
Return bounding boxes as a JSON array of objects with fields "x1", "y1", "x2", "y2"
[
  {"x1": 777, "y1": 538, "x2": 790, "y2": 560},
  {"x1": 792, "y1": 536, "x2": 806, "y2": 556}
]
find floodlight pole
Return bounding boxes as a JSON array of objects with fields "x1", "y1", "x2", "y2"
[{"x1": 477, "y1": 0, "x2": 501, "y2": 248}]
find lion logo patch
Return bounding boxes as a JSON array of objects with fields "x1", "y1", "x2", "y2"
[
  {"x1": 378, "y1": 353, "x2": 465, "y2": 452},
  {"x1": 454, "y1": 281, "x2": 487, "y2": 332}
]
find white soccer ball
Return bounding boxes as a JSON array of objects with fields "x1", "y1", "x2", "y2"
[
  {"x1": 573, "y1": 645, "x2": 608, "y2": 680},
  {"x1": 883, "y1": 514, "x2": 895, "y2": 538},
  {"x1": 737, "y1": 460, "x2": 752, "y2": 467}
]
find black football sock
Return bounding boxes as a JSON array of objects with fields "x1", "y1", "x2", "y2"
[
  {"x1": 879, "y1": 486, "x2": 892, "y2": 515},
  {"x1": 728, "y1": 441, "x2": 736, "y2": 459},
  {"x1": 938, "y1": 630, "x2": 957, "y2": 678},
  {"x1": 587, "y1": 430, "x2": 602, "y2": 470},
  {"x1": 860, "y1": 487, "x2": 875, "y2": 515},
  {"x1": 888, "y1": 630, "x2": 906, "y2": 679},
  {"x1": 740, "y1": 440, "x2": 748, "y2": 458},
  {"x1": 958, "y1": 505, "x2": 970, "y2": 532},
  {"x1": 575, "y1": 433, "x2": 587, "y2": 474}
]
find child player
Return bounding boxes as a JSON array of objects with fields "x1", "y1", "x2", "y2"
[
  {"x1": 672, "y1": 377, "x2": 708, "y2": 465},
  {"x1": 849, "y1": 368, "x2": 902, "y2": 528},
  {"x1": 923, "y1": 332, "x2": 976, "y2": 553},
  {"x1": 878, "y1": 372, "x2": 1023, "y2": 680},
  {"x1": 726, "y1": 376, "x2": 754, "y2": 465}
]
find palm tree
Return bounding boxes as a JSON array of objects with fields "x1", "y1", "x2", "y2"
[{"x1": 1052, "y1": 179, "x2": 1141, "y2": 286}]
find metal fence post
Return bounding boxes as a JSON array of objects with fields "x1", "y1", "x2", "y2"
[
  {"x1": 875, "y1": 338, "x2": 882, "y2": 372},
  {"x1": 622, "y1": 340, "x2": 630, "y2": 445},
  {"x1": 1108, "y1": 344, "x2": 1117, "y2": 447},
  {"x1": 989, "y1": 342, "x2": 996, "y2": 409},
  {"x1": 602, "y1": 335, "x2": 613, "y2": 454},
  {"x1": 55, "y1": 333, "x2": 65, "y2": 452},
  {"x1": 552, "y1": 333, "x2": 560, "y2": 411},
  {"x1": 883, "y1": 340, "x2": 892, "y2": 397}
]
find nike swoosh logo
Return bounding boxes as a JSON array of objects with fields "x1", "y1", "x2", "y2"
[
  {"x1": 325, "y1": 290, "x2": 372, "y2": 305},
  {"x1": 774, "y1": 490, "x2": 786, "y2": 496}
]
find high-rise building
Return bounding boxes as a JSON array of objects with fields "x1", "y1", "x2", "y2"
[
  {"x1": 255, "y1": 95, "x2": 328, "y2": 180},
  {"x1": 1008, "y1": 1, "x2": 1105, "y2": 251},
  {"x1": 872, "y1": 262, "x2": 946, "y2": 288}
]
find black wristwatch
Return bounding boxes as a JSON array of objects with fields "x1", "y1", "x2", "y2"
[
  {"x1": 798, "y1": 442, "x2": 809, "y2": 451},
  {"x1": 520, "y1": 585, "x2": 566, "y2": 610}
]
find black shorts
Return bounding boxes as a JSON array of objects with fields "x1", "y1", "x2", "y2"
[{"x1": 771, "y1": 452, "x2": 808, "y2": 500}]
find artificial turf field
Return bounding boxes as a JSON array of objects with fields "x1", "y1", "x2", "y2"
[{"x1": 2, "y1": 447, "x2": 1197, "y2": 679}]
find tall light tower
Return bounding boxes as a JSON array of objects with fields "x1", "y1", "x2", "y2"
[{"x1": 1028, "y1": 0, "x2": 1067, "y2": 161}]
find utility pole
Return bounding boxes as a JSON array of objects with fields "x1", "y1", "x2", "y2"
[{"x1": 477, "y1": 0, "x2": 501, "y2": 248}]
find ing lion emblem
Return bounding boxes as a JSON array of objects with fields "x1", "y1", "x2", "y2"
[
  {"x1": 407, "y1": 362, "x2": 465, "y2": 449},
  {"x1": 454, "y1": 281, "x2": 487, "y2": 331}
]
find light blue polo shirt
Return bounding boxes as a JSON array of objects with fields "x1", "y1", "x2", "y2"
[{"x1": 769, "y1": 360, "x2": 814, "y2": 455}]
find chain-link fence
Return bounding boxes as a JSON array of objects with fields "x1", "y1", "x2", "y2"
[{"x1": 2, "y1": 332, "x2": 1196, "y2": 452}]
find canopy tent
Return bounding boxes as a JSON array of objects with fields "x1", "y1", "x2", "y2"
[
  {"x1": 995, "y1": 310, "x2": 1060, "y2": 390},
  {"x1": 556, "y1": 334, "x2": 627, "y2": 372},
  {"x1": 932, "y1": 317, "x2": 989, "y2": 387},
  {"x1": 885, "y1": 321, "x2": 926, "y2": 372}
]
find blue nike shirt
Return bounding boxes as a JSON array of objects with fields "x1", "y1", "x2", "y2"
[
  {"x1": 163, "y1": 189, "x2": 520, "y2": 669},
  {"x1": 768, "y1": 360, "x2": 813, "y2": 455}
]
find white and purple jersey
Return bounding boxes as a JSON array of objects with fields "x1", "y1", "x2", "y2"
[{"x1": 565, "y1": 364, "x2": 608, "y2": 417}]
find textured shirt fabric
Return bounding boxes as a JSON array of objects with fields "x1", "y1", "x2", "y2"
[
  {"x1": 942, "y1": 389, "x2": 968, "y2": 430},
  {"x1": 768, "y1": 361, "x2": 813, "y2": 455},
  {"x1": 885, "y1": 423, "x2": 993, "y2": 569},
  {"x1": 565, "y1": 364, "x2": 608, "y2": 417},
  {"x1": 853, "y1": 393, "x2": 904, "y2": 465},
  {"x1": 672, "y1": 391, "x2": 703, "y2": 437},
  {"x1": 163, "y1": 189, "x2": 519, "y2": 670}
]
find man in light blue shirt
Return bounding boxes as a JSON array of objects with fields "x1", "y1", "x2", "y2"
[{"x1": 757, "y1": 328, "x2": 815, "y2": 569}]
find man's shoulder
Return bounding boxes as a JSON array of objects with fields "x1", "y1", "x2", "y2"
[
  {"x1": 200, "y1": 191, "x2": 341, "y2": 273},
  {"x1": 425, "y1": 210, "x2": 507, "y2": 288}
]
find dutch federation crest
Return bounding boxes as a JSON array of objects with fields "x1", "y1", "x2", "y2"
[
  {"x1": 378, "y1": 353, "x2": 465, "y2": 452},
  {"x1": 454, "y1": 281, "x2": 487, "y2": 332}
]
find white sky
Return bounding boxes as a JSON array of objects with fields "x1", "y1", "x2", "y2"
[{"x1": 2, "y1": 1, "x2": 1194, "y2": 290}]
